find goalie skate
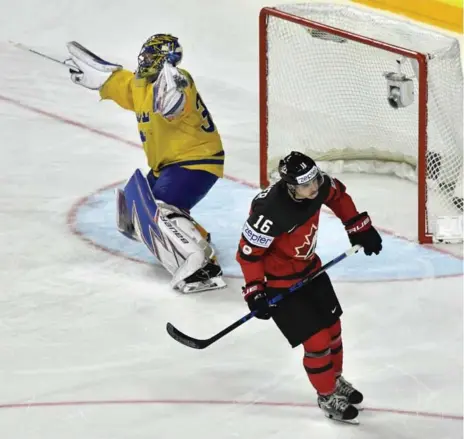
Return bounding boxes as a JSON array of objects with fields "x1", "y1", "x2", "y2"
[
  {"x1": 176, "y1": 261, "x2": 226, "y2": 294},
  {"x1": 317, "y1": 393, "x2": 359, "y2": 424}
]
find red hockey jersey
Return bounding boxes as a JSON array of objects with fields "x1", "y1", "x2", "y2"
[{"x1": 236, "y1": 174, "x2": 359, "y2": 288}]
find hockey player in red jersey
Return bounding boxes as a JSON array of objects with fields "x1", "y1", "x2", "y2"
[{"x1": 236, "y1": 151, "x2": 382, "y2": 423}]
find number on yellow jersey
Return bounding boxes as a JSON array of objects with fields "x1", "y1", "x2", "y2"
[{"x1": 196, "y1": 93, "x2": 215, "y2": 133}]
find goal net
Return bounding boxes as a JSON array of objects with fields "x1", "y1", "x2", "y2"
[{"x1": 259, "y1": 3, "x2": 463, "y2": 243}]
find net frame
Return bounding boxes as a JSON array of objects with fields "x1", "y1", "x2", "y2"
[{"x1": 259, "y1": 6, "x2": 448, "y2": 245}]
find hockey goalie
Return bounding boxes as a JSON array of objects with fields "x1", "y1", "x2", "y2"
[{"x1": 65, "y1": 35, "x2": 226, "y2": 293}]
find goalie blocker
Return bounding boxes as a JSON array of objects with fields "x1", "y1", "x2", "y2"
[{"x1": 118, "y1": 169, "x2": 225, "y2": 293}]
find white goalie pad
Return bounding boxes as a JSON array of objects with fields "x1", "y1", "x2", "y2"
[
  {"x1": 146, "y1": 202, "x2": 225, "y2": 293},
  {"x1": 122, "y1": 169, "x2": 225, "y2": 293}
]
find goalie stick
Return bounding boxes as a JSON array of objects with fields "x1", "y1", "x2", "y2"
[
  {"x1": 8, "y1": 41, "x2": 81, "y2": 73},
  {"x1": 166, "y1": 244, "x2": 362, "y2": 349}
]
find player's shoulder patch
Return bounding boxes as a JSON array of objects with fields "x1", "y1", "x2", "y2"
[
  {"x1": 242, "y1": 220, "x2": 274, "y2": 248},
  {"x1": 242, "y1": 244, "x2": 253, "y2": 255}
]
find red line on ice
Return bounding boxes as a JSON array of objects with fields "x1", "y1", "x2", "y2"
[{"x1": 0, "y1": 398, "x2": 462, "y2": 421}]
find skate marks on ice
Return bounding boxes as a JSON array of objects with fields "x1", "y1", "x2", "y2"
[{"x1": 69, "y1": 179, "x2": 463, "y2": 281}]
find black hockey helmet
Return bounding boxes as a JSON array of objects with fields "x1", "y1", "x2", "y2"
[{"x1": 278, "y1": 151, "x2": 323, "y2": 187}]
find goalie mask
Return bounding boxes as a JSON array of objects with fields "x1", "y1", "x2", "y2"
[
  {"x1": 278, "y1": 151, "x2": 324, "y2": 199},
  {"x1": 137, "y1": 34, "x2": 183, "y2": 80}
]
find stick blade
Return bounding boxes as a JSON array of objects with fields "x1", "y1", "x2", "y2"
[{"x1": 166, "y1": 322, "x2": 211, "y2": 349}]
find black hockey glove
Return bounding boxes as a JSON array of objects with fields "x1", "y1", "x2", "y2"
[
  {"x1": 242, "y1": 281, "x2": 273, "y2": 320},
  {"x1": 344, "y1": 211, "x2": 382, "y2": 256}
]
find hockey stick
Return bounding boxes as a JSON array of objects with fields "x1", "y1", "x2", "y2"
[
  {"x1": 8, "y1": 41, "x2": 81, "y2": 72},
  {"x1": 166, "y1": 244, "x2": 362, "y2": 349}
]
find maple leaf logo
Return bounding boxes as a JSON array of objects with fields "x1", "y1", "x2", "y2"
[{"x1": 294, "y1": 224, "x2": 318, "y2": 259}]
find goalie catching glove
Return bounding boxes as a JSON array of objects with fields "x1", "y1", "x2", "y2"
[
  {"x1": 344, "y1": 211, "x2": 382, "y2": 256},
  {"x1": 66, "y1": 41, "x2": 122, "y2": 90}
]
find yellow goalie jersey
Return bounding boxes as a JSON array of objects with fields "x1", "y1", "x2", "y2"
[{"x1": 99, "y1": 68, "x2": 224, "y2": 178}]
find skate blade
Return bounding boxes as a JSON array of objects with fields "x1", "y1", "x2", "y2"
[
  {"x1": 324, "y1": 413, "x2": 359, "y2": 425},
  {"x1": 117, "y1": 227, "x2": 140, "y2": 241},
  {"x1": 354, "y1": 403, "x2": 364, "y2": 411},
  {"x1": 178, "y1": 277, "x2": 227, "y2": 294}
]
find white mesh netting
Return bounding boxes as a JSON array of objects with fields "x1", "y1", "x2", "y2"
[{"x1": 263, "y1": 3, "x2": 463, "y2": 242}]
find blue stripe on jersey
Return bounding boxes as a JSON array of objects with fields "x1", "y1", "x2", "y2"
[{"x1": 160, "y1": 158, "x2": 224, "y2": 169}]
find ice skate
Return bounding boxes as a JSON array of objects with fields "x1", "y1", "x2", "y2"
[
  {"x1": 336, "y1": 376, "x2": 364, "y2": 407},
  {"x1": 317, "y1": 392, "x2": 359, "y2": 424},
  {"x1": 176, "y1": 260, "x2": 226, "y2": 293}
]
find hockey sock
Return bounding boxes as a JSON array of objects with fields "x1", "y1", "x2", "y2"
[
  {"x1": 302, "y1": 329, "x2": 336, "y2": 395},
  {"x1": 328, "y1": 319, "x2": 343, "y2": 377}
]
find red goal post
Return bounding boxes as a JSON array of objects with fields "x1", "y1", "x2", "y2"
[{"x1": 259, "y1": 4, "x2": 463, "y2": 244}]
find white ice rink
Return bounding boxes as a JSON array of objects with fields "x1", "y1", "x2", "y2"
[{"x1": 0, "y1": 0, "x2": 463, "y2": 438}]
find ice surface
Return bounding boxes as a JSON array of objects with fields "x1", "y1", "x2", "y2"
[{"x1": 0, "y1": 0, "x2": 462, "y2": 437}]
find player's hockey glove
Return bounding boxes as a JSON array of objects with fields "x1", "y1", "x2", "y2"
[
  {"x1": 344, "y1": 212, "x2": 382, "y2": 256},
  {"x1": 242, "y1": 281, "x2": 273, "y2": 320}
]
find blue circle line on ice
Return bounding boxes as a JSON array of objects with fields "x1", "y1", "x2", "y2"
[
  {"x1": 69, "y1": 178, "x2": 463, "y2": 282},
  {"x1": 1, "y1": 93, "x2": 460, "y2": 282}
]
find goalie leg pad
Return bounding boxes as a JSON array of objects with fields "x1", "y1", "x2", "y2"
[
  {"x1": 160, "y1": 205, "x2": 225, "y2": 292},
  {"x1": 116, "y1": 188, "x2": 138, "y2": 241},
  {"x1": 123, "y1": 169, "x2": 226, "y2": 293}
]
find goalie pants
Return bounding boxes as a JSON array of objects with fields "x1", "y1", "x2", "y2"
[
  {"x1": 266, "y1": 272, "x2": 343, "y2": 348},
  {"x1": 146, "y1": 165, "x2": 218, "y2": 211}
]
